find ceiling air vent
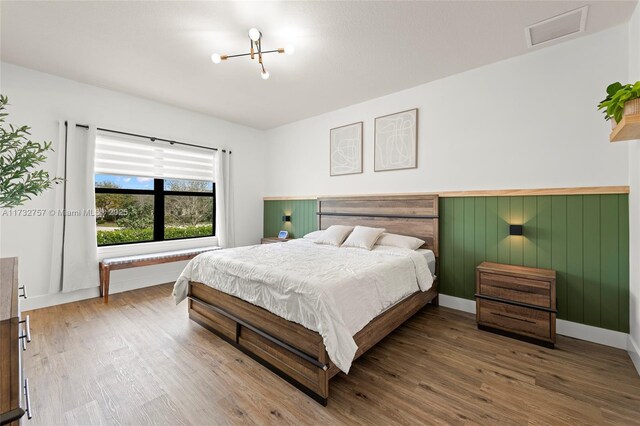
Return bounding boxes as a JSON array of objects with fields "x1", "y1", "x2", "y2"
[{"x1": 525, "y1": 6, "x2": 588, "y2": 48}]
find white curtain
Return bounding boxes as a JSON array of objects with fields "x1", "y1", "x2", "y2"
[
  {"x1": 214, "y1": 150, "x2": 234, "y2": 248},
  {"x1": 49, "y1": 121, "x2": 67, "y2": 293},
  {"x1": 58, "y1": 122, "x2": 100, "y2": 292}
]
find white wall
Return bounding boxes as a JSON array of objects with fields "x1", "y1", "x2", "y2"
[
  {"x1": 0, "y1": 62, "x2": 266, "y2": 309},
  {"x1": 264, "y1": 26, "x2": 630, "y2": 197},
  {"x1": 627, "y1": 5, "x2": 640, "y2": 374}
]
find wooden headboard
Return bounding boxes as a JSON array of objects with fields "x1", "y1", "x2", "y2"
[{"x1": 317, "y1": 194, "x2": 439, "y2": 256}]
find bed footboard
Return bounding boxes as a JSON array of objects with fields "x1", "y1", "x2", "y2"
[
  {"x1": 188, "y1": 282, "x2": 330, "y2": 405},
  {"x1": 187, "y1": 280, "x2": 438, "y2": 405}
]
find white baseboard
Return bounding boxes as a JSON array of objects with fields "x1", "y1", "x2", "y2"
[
  {"x1": 629, "y1": 335, "x2": 640, "y2": 376},
  {"x1": 20, "y1": 261, "x2": 187, "y2": 311},
  {"x1": 21, "y1": 279, "x2": 172, "y2": 311},
  {"x1": 439, "y1": 294, "x2": 476, "y2": 314},
  {"x1": 438, "y1": 294, "x2": 629, "y2": 350},
  {"x1": 21, "y1": 287, "x2": 100, "y2": 311},
  {"x1": 556, "y1": 319, "x2": 628, "y2": 350}
]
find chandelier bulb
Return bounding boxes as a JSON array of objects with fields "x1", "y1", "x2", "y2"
[
  {"x1": 248, "y1": 28, "x2": 261, "y2": 42},
  {"x1": 284, "y1": 45, "x2": 295, "y2": 55},
  {"x1": 261, "y1": 69, "x2": 270, "y2": 80},
  {"x1": 211, "y1": 53, "x2": 222, "y2": 64}
]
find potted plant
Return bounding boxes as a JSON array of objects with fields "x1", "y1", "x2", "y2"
[
  {"x1": 0, "y1": 95, "x2": 61, "y2": 208},
  {"x1": 597, "y1": 81, "x2": 640, "y2": 128}
]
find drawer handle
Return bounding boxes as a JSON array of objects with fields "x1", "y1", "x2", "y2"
[
  {"x1": 19, "y1": 285, "x2": 28, "y2": 299},
  {"x1": 19, "y1": 315, "x2": 31, "y2": 351},
  {"x1": 23, "y1": 378, "x2": 33, "y2": 420},
  {"x1": 490, "y1": 312, "x2": 536, "y2": 324},
  {"x1": 488, "y1": 284, "x2": 538, "y2": 294}
]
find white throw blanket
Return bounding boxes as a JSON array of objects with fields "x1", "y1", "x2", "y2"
[{"x1": 173, "y1": 239, "x2": 434, "y2": 373}]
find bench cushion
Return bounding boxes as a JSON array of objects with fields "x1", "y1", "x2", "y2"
[{"x1": 101, "y1": 246, "x2": 220, "y2": 266}]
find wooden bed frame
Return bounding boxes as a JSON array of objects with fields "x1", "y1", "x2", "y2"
[{"x1": 187, "y1": 195, "x2": 439, "y2": 405}]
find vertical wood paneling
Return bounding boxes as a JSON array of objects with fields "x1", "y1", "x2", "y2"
[
  {"x1": 463, "y1": 198, "x2": 476, "y2": 299},
  {"x1": 453, "y1": 198, "x2": 465, "y2": 298},
  {"x1": 497, "y1": 197, "x2": 510, "y2": 264},
  {"x1": 264, "y1": 194, "x2": 630, "y2": 332},
  {"x1": 551, "y1": 196, "x2": 568, "y2": 321},
  {"x1": 536, "y1": 196, "x2": 552, "y2": 270},
  {"x1": 600, "y1": 195, "x2": 619, "y2": 331},
  {"x1": 566, "y1": 196, "x2": 584, "y2": 324},
  {"x1": 264, "y1": 200, "x2": 317, "y2": 239},
  {"x1": 583, "y1": 195, "x2": 601, "y2": 327},
  {"x1": 474, "y1": 197, "x2": 486, "y2": 300},
  {"x1": 438, "y1": 194, "x2": 629, "y2": 332},
  {"x1": 618, "y1": 195, "x2": 630, "y2": 333},
  {"x1": 510, "y1": 197, "x2": 524, "y2": 266},
  {"x1": 523, "y1": 196, "x2": 537, "y2": 266},
  {"x1": 485, "y1": 197, "x2": 498, "y2": 263},
  {"x1": 441, "y1": 199, "x2": 455, "y2": 295}
]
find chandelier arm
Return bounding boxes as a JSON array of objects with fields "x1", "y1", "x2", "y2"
[
  {"x1": 225, "y1": 52, "x2": 253, "y2": 59},
  {"x1": 222, "y1": 50, "x2": 283, "y2": 60}
]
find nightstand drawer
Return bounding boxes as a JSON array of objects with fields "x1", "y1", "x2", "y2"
[
  {"x1": 479, "y1": 272, "x2": 551, "y2": 308},
  {"x1": 478, "y1": 299, "x2": 552, "y2": 341}
]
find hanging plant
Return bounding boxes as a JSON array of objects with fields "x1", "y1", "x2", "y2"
[
  {"x1": 597, "y1": 81, "x2": 640, "y2": 123},
  {"x1": 0, "y1": 95, "x2": 62, "y2": 208}
]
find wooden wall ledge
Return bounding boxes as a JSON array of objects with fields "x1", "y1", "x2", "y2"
[{"x1": 263, "y1": 186, "x2": 630, "y2": 201}]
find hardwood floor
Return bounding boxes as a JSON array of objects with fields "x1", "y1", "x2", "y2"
[{"x1": 23, "y1": 284, "x2": 640, "y2": 425}]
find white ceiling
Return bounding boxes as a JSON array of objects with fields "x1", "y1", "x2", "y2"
[{"x1": 1, "y1": 1, "x2": 636, "y2": 129}]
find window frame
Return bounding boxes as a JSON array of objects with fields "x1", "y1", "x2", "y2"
[{"x1": 95, "y1": 177, "x2": 216, "y2": 247}]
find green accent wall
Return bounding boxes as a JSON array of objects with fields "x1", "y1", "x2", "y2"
[
  {"x1": 264, "y1": 199, "x2": 318, "y2": 239},
  {"x1": 440, "y1": 195, "x2": 629, "y2": 333},
  {"x1": 264, "y1": 194, "x2": 629, "y2": 332}
]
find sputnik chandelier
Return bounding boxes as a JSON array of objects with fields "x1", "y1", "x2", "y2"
[{"x1": 211, "y1": 28, "x2": 294, "y2": 80}]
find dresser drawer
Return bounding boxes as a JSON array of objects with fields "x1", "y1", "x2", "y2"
[
  {"x1": 478, "y1": 299, "x2": 552, "y2": 341},
  {"x1": 479, "y1": 272, "x2": 551, "y2": 308}
]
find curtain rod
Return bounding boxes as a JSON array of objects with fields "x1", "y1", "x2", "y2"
[{"x1": 66, "y1": 122, "x2": 232, "y2": 154}]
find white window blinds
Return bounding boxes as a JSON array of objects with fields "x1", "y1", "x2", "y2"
[{"x1": 94, "y1": 133, "x2": 215, "y2": 181}]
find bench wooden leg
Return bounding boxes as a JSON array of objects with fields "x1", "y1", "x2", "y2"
[
  {"x1": 104, "y1": 265, "x2": 110, "y2": 304},
  {"x1": 99, "y1": 262, "x2": 104, "y2": 298},
  {"x1": 99, "y1": 263, "x2": 111, "y2": 304}
]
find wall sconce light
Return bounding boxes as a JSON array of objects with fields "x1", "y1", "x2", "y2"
[
  {"x1": 282, "y1": 215, "x2": 292, "y2": 222},
  {"x1": 509, "y1": 225, "x2": 523, "y2": 236}
]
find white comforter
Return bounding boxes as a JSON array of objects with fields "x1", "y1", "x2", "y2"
[{"x1": 173, "y1": 239, "x2": 434, "y2": 373}]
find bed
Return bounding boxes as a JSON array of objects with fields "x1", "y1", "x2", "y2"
[{"x1": 173, "y1": 195, "x2": 439, "y2": 405}]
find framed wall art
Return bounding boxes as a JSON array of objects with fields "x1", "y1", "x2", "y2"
[
  {"x1": 330, "y1": 121, "x2": 363, "y2": 176},
  {"x1": 374, "y1": 108, "x2": 418, "y2": 172}
]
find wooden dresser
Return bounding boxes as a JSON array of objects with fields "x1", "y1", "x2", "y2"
[
  {"x1": 475, "y1": 262, "x2": 556, "y2": 348},
  {"x1": 0, "y1": 258, "x2": 31, "y2": 425}
]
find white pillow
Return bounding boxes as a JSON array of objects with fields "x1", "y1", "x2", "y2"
[
  {"x1": 314, "y1": 225, "x2": 354, "y2": 246},
  {"x1": 375, "y1": 233, "x2": 425, "y2": 250},
  {"x1": 303, "y1": 230, "x2": 325, "y2": 240},
  {"x1": 341, "y1": 226, "x2": 386, "y2": 250}
]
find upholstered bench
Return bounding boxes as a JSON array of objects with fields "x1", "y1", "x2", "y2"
[{"x1": 99, "y1": 246, "x2": 220, "y2": 303}]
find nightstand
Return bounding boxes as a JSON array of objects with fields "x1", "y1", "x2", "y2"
[
  {"x1": 261, "y1": 237, "x2": 292, "y2": 244},
  {"x1": 475, "y1": 262, "x2": 556, "y2": 348}
]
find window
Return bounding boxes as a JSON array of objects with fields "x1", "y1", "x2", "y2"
[
  {"x1": 93, "y1": 132, "x2": 217, "y2": 246},
  {"x1": 95, "y1": 174, "x2": 215, "y2": 246}
]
